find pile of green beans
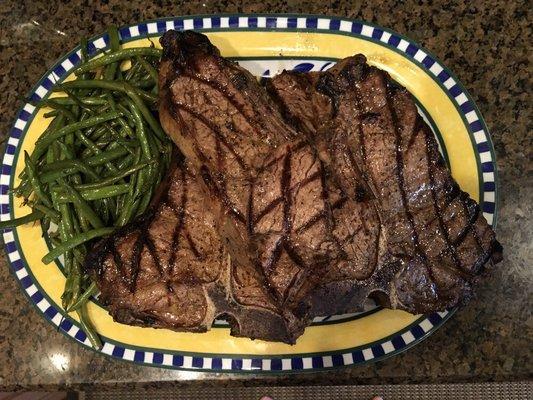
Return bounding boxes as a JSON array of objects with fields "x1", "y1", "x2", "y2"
[{"x1": 1, "y1": 26, "x2": 172, "y2": 348}]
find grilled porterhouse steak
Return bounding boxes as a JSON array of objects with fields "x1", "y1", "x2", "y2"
[
  {"x1": 267, "y1": 58, "x2": 502, "y2": 312},
  {"x1": 86, "y1": 153, "x2": 311, "y2": 341},
  {"x1": 85, "y1": 31, "x2": 501, "y2": 344}
]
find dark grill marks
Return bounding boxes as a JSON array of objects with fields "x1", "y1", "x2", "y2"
[
  {"x1": 318, "y1": 158, "x2": 334, "y2": 232},
  {"x1": 180, "y1": 72, "x2": 268, "y2": 140},
  {"x1": 129, "y1": 231, "x2": 145, "y2": 293},
  {"x1": 345, "y1": 146, "x2": 371, "y2": 197},
  {"x1": 295, "y1": 192, "x2": 348, "y2": 234},
  {"x1": 167, "y1": 165, "x2": 188, "y2": 272},
  {"x1": 110, "y1": 240, "x2": 132, "y2": 288},
  {"x1": 246, "y1": 178, "x2": 255, "y2": 235},
  {"x1": 352, "y1": 88, "x2": 370, "y2": 188},
  {"x1": 253, "y1": 169, "x2": 321, "y2": 226},
  {"x1": 173, "y1": 101, "x2": 247, "y2": 170},
  {"x1": 164, "y1": 90, "x2": 210, "y2": 165},
  {"x1": 423, "y1": 129, "x2": 463, "y2": 276},
  {"x1": 406, "y1": 117, "x2": 424, "y2": 152},
  {"x1": 316, "y1": 72, "x2": 339, "y2": 114},
  {"x1": 185, "y1": 232, "x2": 203, "y2": 260},
  {"x1": 145, "y1": 236, "x2": 165, "y2": 277},
  {"x1": 280, "y1": 147, "x2": 294, "y2": 243},
  {"x1": 280, "y1": 146, "x2": 293, "y2": 259},
  {"x1": 121, "y1": 161, "x2": 210, "y2": 294},
  {"x1": 423, "y1": 127, "x2": 473, "y2": 277},
  {"x1": 263, "y1": 237, "x2": 284, "y2": 276},
  {"x1": 199, "y1": 165, "x2": 246, "y2": 224},
  {"x1": 453, "y1": 198, "x2": 480, "y2": 246},
  {"x1": 257, "y1": 141, "x2": 307, "y2": 174},
  {"x1": 385, "y1": 84, "x2": 434, "y2": 276}
]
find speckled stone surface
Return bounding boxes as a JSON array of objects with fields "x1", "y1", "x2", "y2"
[{"x1": 0, "y1": 0, "x2": 531, "y2": 391}]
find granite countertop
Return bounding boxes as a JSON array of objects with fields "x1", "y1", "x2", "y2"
[{"x1": 0, "y1": 0, "x2": 530, "y2": 391}]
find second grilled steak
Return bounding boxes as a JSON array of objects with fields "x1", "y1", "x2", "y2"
[{"x1": 267, "y1": 57, "x2": 502, "y2": 313}]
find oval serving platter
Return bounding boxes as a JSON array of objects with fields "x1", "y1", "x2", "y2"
[{"x1": 1, "y1": 14, "x2": 498, "y2": 372}]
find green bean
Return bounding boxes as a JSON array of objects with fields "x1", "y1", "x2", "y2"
[
  {"x1": 70, "y1": 204, "x2": 85, "y2": 234},
  {"x1": 84, "y1": 147, "x2": 130, "y2": 165},
  {"x1": 61, "y1": 89, "x2": 94, "y2": 112},
  {"x1": 42, "y1": 227, "x2": 114, "y2": 264},
  {"x1": 115, "y1": 192, "x2": 125, "y2": 217},
  {"x1": 77, "y1": 305, "x2": 102, "y2": 349},
  {"x1": 80, "y1": 142, "x2": 106, "y2": 159},
  {"x1": 73, "y1": 47, "x2": 162, "y2": 76},
  {"x1": 104, "y1": 26, "x2": 120, "y2": 81},
  {"x1": 56, "y1": 141, "x2": 75, "y2": 160},
  {"x1": 33, "y1": 111, "x2": 122, "y2": 160},
  {"x1": 56, "y1": 143, "x2": 88, "y2": 232},
  {"x1": 124, "y1": 59, "x2": 143, "y2": 81},
  {"x1": 0, "y1": 210, "x2": 44, "y2": 230},
  {"x1": 80, "y1": 37, "x2": 89, "y2": 62},
  {"x1": 56, "y1": 203, "x2": 76, "y2": 307},
  {"x1": 32, "y1": 204, "x2": 60, "y2": 223},
  {"x1": 19, "y1": 116, "x2": 66, "y2": 178},
  {"x1": 136, "y1": 56, "x2": 159, "y2": 83},
  {"x1": 103, "y1": 123, "x2": 135, "y2": 154},
  {"x1": 87, "y1": 124, "x2": 112, "y2": 141},
  {"x1": 65, "y1": 258, "x2": 82, "y2": 309},
  {"x1": 116, "y1": 102, "x2": 136, "y2": 128},
  {"x1": 58, "y1": 202, "x2": 75, "y2": 241},
  {"x1": 66, "y1": 282, "x2": 97, "y2": 313},
  {"x1": 45, "y1": 142, "x2": 57, "y2": 166},
  {"x1": 136, "y1": 186, "x2": 153, "y2": 216},
  {"x1": 24, "y1": 151, "x2": 53, "y2": 208},
  {"x1": 128, "y1": 98, "x2": 160, "y2": 198},
  {"x1": 93, "y1": 133, "x2": 114, "y2": 148},
  {"x1": 115, "y1": 152, "x2": 134, "y2": 170},
  {"x1": 116, "y1": 196, "x2": 140, "y2": 227},
  {"x1": 41, "y1": 160, "x2": 99, "y2": 181},
  {"x1": 12, "y1": 35, "x2": 173, "y2": 347},
  {"x1": 127, "y1": 99, "x2": 151, "y2": 159},
  {"x1": 55, "y1": 147, "x2": 128, "y2": 168},
  {"x1": 130, "y1": 78, "x2": 156, "y2": 89},
  {"x1": 130, "y1": 147, "x2": 142, "y2": 190},
  {"x1": 99, "y1": 198, "x2": 112, "y2": 224},
  {"x1": 37, "y1": 97, "x2": 107, "y2": 107},
  {"x1": 14, "y1": 115, "x2": 59, "y2": 186},
  {"x1": 40, "y1": 169, "x2": 86, "y2": 186},
  {"x1": 62, "y1": 254, "x2": 74, "y2": 309},
  {"x1": 74, "y1": 161, "x2": 152, "y2": 190},
  {"x1": 53, "y1": 184, "x2": 130, "y2": 203},
  {"x1": 61, "y1": 183, "x2": 104, "y2": 229},
  {"x1": 37, "y1": 100, "x2": 78, "y2": 121},
  {"x1": 43, "y1": 110, "x2": 60, "y2": 118},
  {"x1": 50, "y1": 237, "x2": 86, "y2": 266},
  {"x1": 73, "y1": 129, "x2": 118, "y2": 173},
  {"x1": 116, "y1": 116, "x2": 135, "y2": 137},
  {"x1": 13, "y1": 181, "x2": 31, "y2": 199},
  {"x1": 57, "y1": 79, "x2": 157, "y2": 105},
  {"x1": 41, "y1": 215, "x2": 51, "y2": 236}
]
